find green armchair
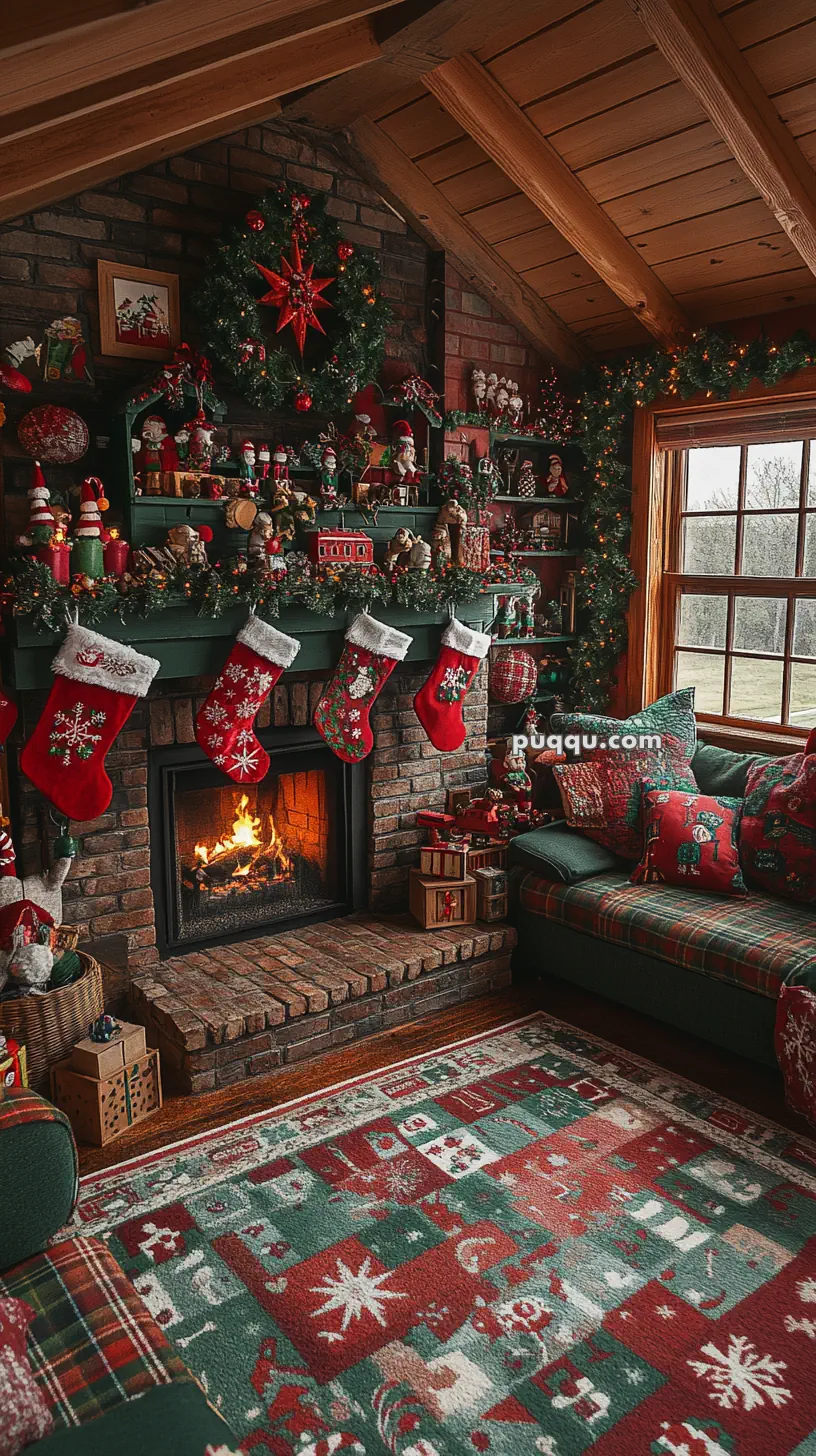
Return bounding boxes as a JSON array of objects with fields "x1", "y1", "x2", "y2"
[{"x1": 0, "y1": 1087, "x2": 237, "y2": 1454}]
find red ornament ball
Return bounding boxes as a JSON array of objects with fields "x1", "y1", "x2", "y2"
[
  {"x1": 489, "y1": 648, "x2": 538, "y2": 704},
  {"x1": 18, "y1": 405, "x2": 89, "y2": 464},
  {"x1": 245, "y1": 210, "x2": 265, "y2": 232},
  {"x1": 294, "y1": 389, "x2": 313, "y2": 413},
  {"x1": 337, "y1": 241, "x2": 355, "y2": 262}
]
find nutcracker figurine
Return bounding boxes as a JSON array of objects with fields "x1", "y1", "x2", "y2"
[
  {"x1": 257, "y1": 443, "x2": 271, "y2": 481},
  {"x1": 319, "y1": 445, "x2": 340, "y2": 509},
  {"x1": 272, "y1": 443, "x2": 289, "y2": 486},
  {"x1": 238, "y1": 440, "x2": 258, "y2": 496},
  {"x1": 188, "y1": 412, "x2": 216, "y2": 472},
  {"x1": 138, "y1": 415, "x2": 169, "y2": 493}
]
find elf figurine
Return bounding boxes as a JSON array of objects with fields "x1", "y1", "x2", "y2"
[
  {"x1": 239, "y1": 440, "x2": 258, "y2": 496},
  {"x1": 16, "y1": 462, "x2": 56, "y2": 549},
  {"x1": 71, "y1": 478, "x2": 110, "y2": 579},
  {"x1": 319, "y1": 445, "x2": 340, "y2": 509},
  {"x1": 546, "y1": 453, "x2": 568, "y2": 496},
  {"x1": 188, "y1": 411, "x2": 216, "y2": 472},
  {"x1": 257, "y1": 443, "x2": 271, "y2": 481}
]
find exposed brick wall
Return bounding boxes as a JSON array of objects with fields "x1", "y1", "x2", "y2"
[
  {"x1": 0, "y1": 120, "x2": 429, "y2": 402},
  {"x1": 443, "y1": 260, "x2": 544, "y2": 419}
]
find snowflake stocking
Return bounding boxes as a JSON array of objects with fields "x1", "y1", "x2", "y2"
[
  {"x1": 20, "y1": 626, "x2": 160, "y2": 820},
  {"x1": 313, "y1": 613, "x2": 412, "y2": 762},
  {"x1": 195, "y1": 616, "x2": 300, "y2": 783},
  {"x1": 413, "y1": 618, "x2": 492, "y2": 752}
]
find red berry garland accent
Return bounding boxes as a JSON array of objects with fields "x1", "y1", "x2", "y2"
[
  {"x1": 245, "y1": 210, "x2": 265, "y2": 232},
  {"x1": 294, "y1": 389, "x2": 313, "y2": 412},
  {"x1": 337, "y1": 242, "x2": 354, "y2": 262}
]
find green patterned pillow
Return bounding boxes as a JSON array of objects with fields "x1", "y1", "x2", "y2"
[{"x1": 551, "y1": 687, "x2": 697, "y2": 762}]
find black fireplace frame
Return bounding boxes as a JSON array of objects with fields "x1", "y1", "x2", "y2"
[{"x1": 148, "y1": 725, "x2": 367, "y2": 956}]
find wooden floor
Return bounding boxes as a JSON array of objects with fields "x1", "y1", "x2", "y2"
[{"x1": 78, "y1": 974, "x2": 814, "y2": 1175}]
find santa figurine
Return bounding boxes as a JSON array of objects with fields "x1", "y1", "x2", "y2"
[
  {"x1": 507, "y1": 382, "x2": 524, "y2": 427},
  {"x1": 187, "y1": 412, "x2": 216, "y2": 473},
  {"x1": 257, "y1": 443, "x2": 271, "y2": 481},
  {"x1": 272, "y1": 443, "x2": 289, "y2": 486},
  {"x1": 546, "y1": 453, "x2": 568, "y2": 496},
  {"x1": 71, "y1": 477, "x2": 110, "y2": 579},
  {"x1": 319, "y1": 445, "x2": 340, "y2": 509},
  {"x1": 238, "y1": 440, "x2": 258, "y2": 496},
  {"x1": 16, "y1": 462, "x2": 56, "y2": 548},
  {"x1": 471, "y1": 367, "x2": 487, "y2": 411},
  {"x1": 388, "y1": 419, "x2": 420, "y2": 487}
]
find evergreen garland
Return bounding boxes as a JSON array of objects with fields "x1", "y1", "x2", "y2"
[
  {"x1": 570, "y1": 327, "x2": 816, "y2": 709},
  {"x1": 195, "y1": 188, "x2": 389, "y2": 415}
]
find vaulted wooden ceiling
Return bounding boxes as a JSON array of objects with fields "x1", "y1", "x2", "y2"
[{"x1": 4, "y1": 0, "x2": 816, "y2": 372}]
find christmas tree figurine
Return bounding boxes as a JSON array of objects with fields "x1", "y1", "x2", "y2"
[
  {"x1": 16, "y1": 462, "x2": 56, "y2": 547},
  {"x1": 517, "y1": 459, "x2": 537, "y2": 498}
]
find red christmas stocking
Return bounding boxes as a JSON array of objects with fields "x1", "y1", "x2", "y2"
[
  {"x1": 20, "y1": 626, "x2": 160, "y2": 820},
  {"x1": 195, "y1": 616, "x2": 300, "y2": 783},
  {"x1": 0, "y1": 691, "x2": 17, "y2": 750},
  {"x1": 413, "y1": 618, "x2": 492, "y2": 752},
  {"x1": 313, "y1": 613, "x2": 412, "y2": 762}
]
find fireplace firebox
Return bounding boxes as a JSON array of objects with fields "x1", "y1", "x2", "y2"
[{"x1": 149, "y1": 727, "x2": 365, "y2": 953}]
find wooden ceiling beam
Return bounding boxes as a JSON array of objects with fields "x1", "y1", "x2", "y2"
[
  {"x1": 282, "y1": 0, "x2": 558, "y2": 126},
  {"x1": 343, "y1": 116, "x2": 591, "y2": 373},
  {"x1": 0, "y1": 21, "x2": 379, "y2": 223},
  {"x1": 0, "y1": 0, "x2": 403, "y2": 120},
  {"x1": 626, "y1": 0, "x2": 816, "y2": 279},
  {"x1": 0, "y1": 0, "x2": 402, "y2": 141},
  {"x1": 423, "y1": 53, "x2": 692, "y2": 349}
]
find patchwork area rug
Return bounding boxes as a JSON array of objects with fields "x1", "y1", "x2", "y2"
[{"x1": 74, "y1": 1014, "x2": 816, "y2": 1454}]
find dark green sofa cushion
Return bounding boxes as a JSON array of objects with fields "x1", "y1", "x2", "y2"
[
  {"x1": 692, "y1": 743, "x2": 773, "y2": 797},
  {"x1": 32, "y1": 1382, "x2": 234, "y2": 1455},
  {"x1": 0, "y1": 1090, "x2": 78, "y2": 1272},
  {"x1": 511, "y1": 820, "x2": 623, "y2": 881}
]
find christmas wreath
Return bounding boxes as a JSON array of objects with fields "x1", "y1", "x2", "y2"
[{"x1": 196, "y1": 188, "x2": 389, "y2": 414}]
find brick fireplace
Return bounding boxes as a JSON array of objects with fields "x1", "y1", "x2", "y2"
[{"x1": 12, "y1": 659, "x2": 489, "y2": 1006}]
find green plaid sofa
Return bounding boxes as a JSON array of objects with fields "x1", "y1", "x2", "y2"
[
  {"x1": 0, "y1": 1087, "x2": 236, "y2": 1453},
  {"x1": 511, "y1": 743, "x2": 804, "y2": 1067}
]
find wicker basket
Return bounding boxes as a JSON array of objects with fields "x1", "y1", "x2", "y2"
[{"x1": 0, "y1": 952, "x2": 104, "y2": 1093}]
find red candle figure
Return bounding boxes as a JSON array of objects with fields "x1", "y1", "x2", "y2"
[{"x1": 103, "y1": 527, "x2": 129, "y2": 577}]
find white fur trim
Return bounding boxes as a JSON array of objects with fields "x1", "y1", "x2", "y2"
[
  {"x1": 442, "y1": 618, "x2": 492, "y2": 659},
  {"x1": 346, "y1": 613, "x2": 412, "y2": 661},
  {"x1": 237, "y1": 615, "x2": 300, "y2": 668},
  {"x1": 52, "y1": 626, "x2": 160, "y2": 698}
]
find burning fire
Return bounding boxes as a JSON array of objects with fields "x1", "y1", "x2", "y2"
[{"x1": 192, "y1": 793, "x2": 293, "y2": 891}]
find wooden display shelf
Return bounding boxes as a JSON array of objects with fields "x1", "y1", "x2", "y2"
[
  {"x1": 490, "y1": 549, "x2": 578, "y2": 558},
  {"x1": 495, "y1": 635, "x2": 575, "y2": 645},
  {"x1": 493, "y1": 495, "x2": 581, "y2": 504}
]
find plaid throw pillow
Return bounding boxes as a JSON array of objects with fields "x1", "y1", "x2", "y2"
[
  {"x1": 0, "y1": 1298, "x2": 53, "y2": 1454},
  {"x1": 631, "y1": 789, "x2": 746, "y2": 896},
  {"x1": 553, "y1": 734, "x2": 698, "y2": 860}
]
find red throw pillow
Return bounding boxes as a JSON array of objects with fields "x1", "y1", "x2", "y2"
[
  {"x1": 553, "y1": 734, "x2": 698, "y2": 860},
  {"x1": 740, "y1": 728, "x2": 816, "y2": 904},
  {"x1": 0, "y1": 1298, "x2": 53, "y2": 1454},
  {"x1": 631, "y1": 789, "x2": 746, "y2": 895}
]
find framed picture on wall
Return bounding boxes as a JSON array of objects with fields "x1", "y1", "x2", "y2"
[{"x1": 97, "y1": 260, "x2": 180, "y2": 360}]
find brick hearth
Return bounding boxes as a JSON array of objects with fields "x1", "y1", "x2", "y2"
[{"x1": 131, "y1": 915, "x2": 516, "y2": 1093}]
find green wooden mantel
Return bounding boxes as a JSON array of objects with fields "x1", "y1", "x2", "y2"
[{"x1": 3, "y1": 594, "x2": 501, "y2": 691}]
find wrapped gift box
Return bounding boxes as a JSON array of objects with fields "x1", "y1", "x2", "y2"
[
  {"x1": 409, "y1": 870, "x2": 476, "y2": 929},
  {"x1": 52, "y1": 1047, "x2": 161, "y2": 1147},
  {"x1": 71, "y1": 1020, "x2": 146, "y2": 1080}
]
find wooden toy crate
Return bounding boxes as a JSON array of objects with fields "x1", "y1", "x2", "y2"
[
  {"x1": 467, "y1": 844, "x2": 508, "y2": 874},
  {"x1": 51, "y1": 1047, "x2": 162, "y2": 1146},
  {"x1": 419, "y1": 845, "x2": 469, "y2": 880},
  {"x1": 474, "y1": 866, "x2": 509, "y2": 922},
  {"x1": 409, "y1": 870, "x2": 476, "y2": 929}
]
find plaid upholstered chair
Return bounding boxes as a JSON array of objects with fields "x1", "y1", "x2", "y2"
[{"x1": 0, "y1": 1086, "x2": 237, "y2": 1453}]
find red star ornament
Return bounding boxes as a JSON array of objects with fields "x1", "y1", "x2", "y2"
[{"x1": 254, "y1": 239, "x2": 334, "y2": 355}]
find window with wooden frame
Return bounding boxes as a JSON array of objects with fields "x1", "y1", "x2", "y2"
[{"x1": 632, "y1": 394, "x2": 816, "y2": 749}]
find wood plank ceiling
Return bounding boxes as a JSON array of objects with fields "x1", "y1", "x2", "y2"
[{"x1": 4, "y1": 0, "x2": 816, "y2": 365}]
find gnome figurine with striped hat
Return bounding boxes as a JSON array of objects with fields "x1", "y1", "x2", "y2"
[
  {"x1": 71, "y1": 477, "x2": 109, "y2": 579},
  {"x1": 16, "y1": 462, "x2": 56, "y2": 548}
]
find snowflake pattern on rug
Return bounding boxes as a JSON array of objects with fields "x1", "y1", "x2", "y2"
[{"x1": 75, "y1": 1017, "x2": 816, "y2": 1454}]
